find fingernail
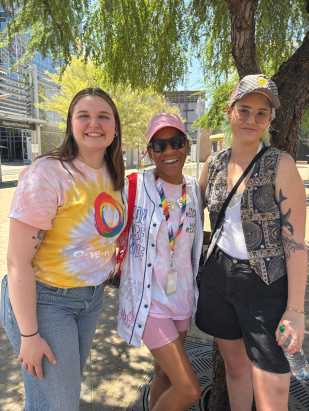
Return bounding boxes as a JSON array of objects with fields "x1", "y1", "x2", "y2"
[{"x1": 53, "y1": 360, "x2": 57, "y2": 364}]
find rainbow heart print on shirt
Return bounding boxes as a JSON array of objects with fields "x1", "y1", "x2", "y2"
[{"x1": 94, "y1": 192, "x2": 125, "y2": 238}]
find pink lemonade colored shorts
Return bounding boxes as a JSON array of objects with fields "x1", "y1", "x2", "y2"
[{"x1": 142, "y1": 316, "x2": 191, "y2": 350}]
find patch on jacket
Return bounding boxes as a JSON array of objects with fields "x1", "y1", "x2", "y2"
[
  {"x1": 129, "y1": 206, "x2": 148, "y2": 261},
  {"x1": 119, "y1": 269, "x2": 143, "y2": 308},
  {"x1": 119, "y1": 306, "x2": 135, "y2": 327}
]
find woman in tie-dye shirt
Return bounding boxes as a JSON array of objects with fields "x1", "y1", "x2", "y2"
[{"x1": 0, "y1": 88, "x2": 125, "y2": 410}]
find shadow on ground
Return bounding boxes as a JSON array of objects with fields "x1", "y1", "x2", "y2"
[{"x1": 0, "y1": 181, "x2": 18, "y2": 190}]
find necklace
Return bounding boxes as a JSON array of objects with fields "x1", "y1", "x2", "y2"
[{"x1": 154, "y1": 170, "x2": 186, "y2": 268}]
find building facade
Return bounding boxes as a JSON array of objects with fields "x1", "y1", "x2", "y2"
[
  {"x1": 164, "y1": 90, "x2": 205, "y2": 139},
  {"x1": 165, "y1": 90, "x2": 213, "y2": 162},
  {"x1": 0, "y1": 6, "x2": 64, "y2": 164}
]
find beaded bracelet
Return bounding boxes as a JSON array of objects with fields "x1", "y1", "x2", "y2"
[
  {"x1": 285, "y1": 307, "x2": 305, "y2": 315},
  {"x1": 20, "y1": 330, "x2": 39, "y2": 338}
]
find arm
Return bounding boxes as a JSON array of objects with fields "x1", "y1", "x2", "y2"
[
  {"x1": 7, "y1": 218, "x2": 56, "y2": 379},
  {"x1": 274, "y1": 154, "x2": 307, "y2": 354},
  {"x1": 198, "y1": 157, "x2": 209, "y2": 209}
]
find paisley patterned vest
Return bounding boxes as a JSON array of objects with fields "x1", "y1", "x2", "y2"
[{"x1": 205, "y1": 146, "x2": 287, "y2": 285}]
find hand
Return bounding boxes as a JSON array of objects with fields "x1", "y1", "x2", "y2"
[
  {"x1": 18, "y1": 334, "x2": 56, "y2": 380},
  {"x1": 276, "y1": 310, "x2": 305, "y2": 355}
]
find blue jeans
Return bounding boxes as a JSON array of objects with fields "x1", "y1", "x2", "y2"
[{"x1": 0, "y1": 275, "x2": 104, "y2": 411}]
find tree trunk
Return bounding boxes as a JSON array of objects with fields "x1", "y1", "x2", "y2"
[
  {"x1": 226, "y1": 0, "x2": 260, "y2": 78},
  {"x1": 271, "y1": 30, "x2": 309, "y2": 158},
  {"x1": 207, "y1": 340, "x2": 230, "y2": 411}
]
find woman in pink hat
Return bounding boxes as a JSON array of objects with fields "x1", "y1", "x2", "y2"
[
  {"x1": 197, "y1": 74, "x2": 307, "y2": 410},
  {"x1": 117, "y1": 113, "x2": 204, "y2": 410}
]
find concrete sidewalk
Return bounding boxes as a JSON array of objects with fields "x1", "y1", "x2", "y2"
[{"x1": 0, "y1": 164, "x2": 309, "y2": 411}]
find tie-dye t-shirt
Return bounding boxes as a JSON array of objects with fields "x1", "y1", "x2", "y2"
[
  {"x1": 9, "y1": 157, "x2": 125, "y2": 288},
  {"x1": 149, "y1": 180, "x2": 196, "y2": 320}
]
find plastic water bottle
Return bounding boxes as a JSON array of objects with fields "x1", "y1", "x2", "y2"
[{"x1": 281, "y1": 337, "x2": 309, "y2": 380}]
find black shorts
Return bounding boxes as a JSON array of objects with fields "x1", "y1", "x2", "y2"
[{"x1": 196, "y1": 245, "x2": 290, "y2": 374}]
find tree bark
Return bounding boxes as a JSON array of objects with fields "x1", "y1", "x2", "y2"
[
  {"x1": 226, "y1": 0, "x2": 260, "y2": 78},
  {"x1": 271, "y1": 30, "x2": 309, "y2": 158},
  {"x1": 207, "y1": 339, "x2": 230, "y2": 411}
]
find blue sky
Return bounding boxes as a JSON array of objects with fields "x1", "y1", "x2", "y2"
[{"x1": 176, "y1": 56, "x2": 205, "y2": 92}]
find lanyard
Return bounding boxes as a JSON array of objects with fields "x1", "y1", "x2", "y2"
[{"x1": 154, "y1": 170, "x2": 186, "y2": 268}]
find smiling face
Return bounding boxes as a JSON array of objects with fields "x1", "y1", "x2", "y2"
[
  {"x1": 147, "y1": 126, "x2": 189, "y2": 184},
  {"x1": 227, "y1": 93, "x2": 272, "y2": 147},
  {"x1": 70, "y1": 95, "x2": 116, "y2": 158}
]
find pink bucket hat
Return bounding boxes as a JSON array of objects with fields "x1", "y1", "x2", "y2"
[{"x1": 141, "y1": 113, "x2": 186, "y2": 159}]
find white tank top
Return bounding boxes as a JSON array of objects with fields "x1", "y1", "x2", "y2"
[
  {"x1": 217, "y1": 193, "x2": 249, "y2": 259},
  {"x1": 217, "y1": 142, "x2": 263, "y2": 259}
]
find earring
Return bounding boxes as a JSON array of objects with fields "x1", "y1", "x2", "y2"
[
  {"x1": 70, "y1": 132, "x2": 74, "y2": 137},
  {"x1": 114, "y1": 132, "x2": 118, "y2": 138}
]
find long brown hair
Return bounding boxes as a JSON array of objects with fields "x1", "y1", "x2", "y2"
[{"x1": 36, "y1": 88, "x2": 125, "y2": 191}]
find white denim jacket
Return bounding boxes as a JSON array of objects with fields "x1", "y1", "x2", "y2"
[{"x1": 117, "y1": 169, "x2": 204, "y2": 348}]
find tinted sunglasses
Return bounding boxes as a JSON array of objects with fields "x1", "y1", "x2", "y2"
[
  {"x1": 148, "y1": 135, "x2": 187, "y2": 153},
  {"x1": 233, "y1": 107, "x2": 272, "y2": 124}
]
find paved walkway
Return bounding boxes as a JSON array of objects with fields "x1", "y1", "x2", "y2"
[{"x1": 0, "y1": 164, "x2": 309, "y2": 411}]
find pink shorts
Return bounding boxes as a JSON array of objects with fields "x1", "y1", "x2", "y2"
[{"x1": 142, "y1": 316, "x2": 191, "y2": 350}]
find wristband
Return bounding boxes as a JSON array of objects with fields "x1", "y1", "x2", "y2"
[
  {"x1": 285, "y1": 307, "x2": 305, "y2": 315},
  {"x1": 20, "y1": 330, "x2": 39, "y2": 337}
]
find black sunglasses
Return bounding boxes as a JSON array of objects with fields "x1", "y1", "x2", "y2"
[{"x1": 148, "y1": 135, "x2": 187, "y2": 153}]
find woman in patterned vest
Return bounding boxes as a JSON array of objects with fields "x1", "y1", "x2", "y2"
[{"x1": 196, "y1": 74, "x2": 307, "y2": 411}]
